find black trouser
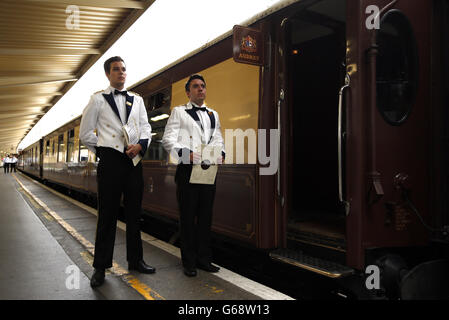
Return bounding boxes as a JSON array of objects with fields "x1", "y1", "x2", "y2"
[
  {"x1": 3, "y1": 163, "x2": 8, "y2": 173},
  {"x1": 175, "y1": 164, "x2": 216, "y2": 269},
  {"x1": 93, "y1": 147, "x2": 144, "y2": 269}
]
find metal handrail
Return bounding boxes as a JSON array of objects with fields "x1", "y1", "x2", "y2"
[{"x1": 338, "y1": 74, "x2": 350, "y2": 215}]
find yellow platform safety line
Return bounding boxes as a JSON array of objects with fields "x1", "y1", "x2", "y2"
[
  {"x1": 205, "y1": 284, "x2": 224, "y2": 294},
  {"x1": 12, "y1": 173, "x2": 165, "y2": 301},
  {"x1": 17, "y1": 186, "x2": 54, "y2": 221}
]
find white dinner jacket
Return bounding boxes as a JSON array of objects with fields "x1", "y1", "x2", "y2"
[
  {"x1": 162, "y1": 102, "x2": 225, "y2": 161},
  {"x1": 79, "y1": 86, "x2": 152, "y2": 154}
]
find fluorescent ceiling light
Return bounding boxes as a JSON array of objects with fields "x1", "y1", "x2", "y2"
[{"x1": 150, "y1": 114, "x2": 169, "y2": 122}]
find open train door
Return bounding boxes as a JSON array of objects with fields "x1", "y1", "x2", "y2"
[
  {"x1": 272, "y1": 0, "x2": 354, "y2": 278},
  {"x1": 345, "y1": 0, "x2": 432, "y2": 269}
]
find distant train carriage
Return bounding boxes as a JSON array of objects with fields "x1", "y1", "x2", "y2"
[
  {"x1": 20, "y1": 0, "x2": 449, "y2": 298},
  {"x1": 21, "y1": 117, "x2": 98, "y2": 195},
  {"x1": 21, "y1": 139, "x2": 41, "y2": 178}
]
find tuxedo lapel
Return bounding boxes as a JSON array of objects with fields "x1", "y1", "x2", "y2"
[
  {"x1": 102, "y1": 93, "x2": 123, "y2": 123},
  {"x1": 125, "y1": 95, "x2": 134, "y2": 124},
  {"x1": 185, "y1": 105, "x2": 218, "y2": 143},
  {"x1": 206, "y1": 111, "x2": 216, "y2": 143},
  {"x1": 185, "y1": 108, "x2": 204, "y2": 132}
]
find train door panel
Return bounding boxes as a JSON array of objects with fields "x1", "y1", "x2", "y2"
[{"x1": 354, "y1": 0, "x2": 431, "y2": 249}]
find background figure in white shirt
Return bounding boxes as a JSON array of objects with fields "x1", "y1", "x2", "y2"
[
  {"x1": 3, "y1": 155, "x2": 11, "y2": 174},
  {"x1": 79, "y1": 56, "x2": 156, "y2": 288},
  {"x1": 10, "y1": 155, "x2": 18, "y2": 172}
]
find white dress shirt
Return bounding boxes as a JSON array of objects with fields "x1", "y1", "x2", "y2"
[
  {"x1": 192, "y1": 102, "x2": 212, "y2": 144},
  {"x1": 113, "y1": 87, "x2": 127, "y2": 125}
]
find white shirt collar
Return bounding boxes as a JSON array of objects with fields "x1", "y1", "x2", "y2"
[
  {"x1": 106, "y1": 85, "x2": 126, "y2": 94},
  {"x1": 189, "y1": 101, "x2": 207, "y2": 109}
]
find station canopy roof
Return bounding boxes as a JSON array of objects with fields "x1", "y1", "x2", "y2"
[{"x1": 0, "y1": 0, "x2": 154, "y2": 155}]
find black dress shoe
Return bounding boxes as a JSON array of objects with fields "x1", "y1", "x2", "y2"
[
  {"x1": 90, "y1": 269, "x2": 105, "y2": 288},
  {"x1": 197, "y1": 263, "x2": 220, "y2": 273},
  {"x1": 183, "y1": 267, "x2": 197, "y2": 277},
  {"x1": 128, "y1": 260, "x2": 156, "y2": 274}
]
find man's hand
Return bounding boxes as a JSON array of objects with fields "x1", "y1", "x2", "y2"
[
  {"x1": 126, "y1": 144, "x2": 142, "y2": 159},
  {"x1": 216, "y1": 156, "x2": 224, "y2": 164}
]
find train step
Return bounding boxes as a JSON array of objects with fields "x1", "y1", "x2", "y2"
[{"x1": 269, "y1": 248, "x2": 354, "y2": 278}]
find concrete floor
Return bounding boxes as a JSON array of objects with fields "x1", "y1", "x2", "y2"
[{"x1": 0, "y1": 171, "x2": 292, "y2": 301}]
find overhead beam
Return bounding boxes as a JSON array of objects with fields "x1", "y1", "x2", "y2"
[
  {"x1": 0, "y1": 141, "x2": 24, "y2": 145},
  {"x1": 0, "y1": 144, "x2": 23, "y2": 148},
  {"x1": 0, "y1": 111, "x2": 45, "y2": 119},
  {"x1": 0, "y1": 130, "x2": 28, "y2": 135},
  {"x1": 0, "y1": 72, "x2": 72, "y2": 77},
  {"x1": 0, "y1": 125, "x2": 33, "y2": 132},
  {"x1": 0, "y1": 119, "x2": 36, "y2": 125},
  {"x1": 0, "y1": 131, "x2": 33, "y2": 138},
  {"x1": 0, "y1": 136, "x2": 27, "y2": 142},
  {"x1": 0, "y1": 148, "x2": 21, "y2": 152},
  {"x1": 0, "y1": 120, "x2": 36, "y2": 127},
  {"x1": 0, "y1": 129, "x2": 29, "y2": 133},
  {"x1": 0, "y1": 132, "x2": 28, "y2": 137},
  {"x1": 0, "y1": 147, "x2": 22, "y2": 151},
  {"x1": 0, "y1": 103, "x2": 51, "y2": 110},
  {"x1": 0, "y1": 116, "x2": 41, "y2": 123},
  {"x1": 0, "y1": 121, "x2": 39, "y2": 128},
  {"x1": 0, "y1": 75, "x2": 78, "y2": 88},
  {"x1": 0, "y1": 92, "x2": 62, "y2": 100},
  {"x1": 0, "y1": 130, "x2": 30, "y2": 139},
  {"x1": 22, "y1": 0, "x2": 146, "y2": 9},
  {"x1": 0, "y1": 138, "x2": 25, "y2": 141},
  {"x1": 0, "y1": 48, "x2": 101, "y2": 56}
]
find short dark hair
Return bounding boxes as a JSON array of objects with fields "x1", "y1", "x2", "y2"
[
  {"x1": 104, "y1": 56, "x2": 125, "y2": 74},
  {"x1": 185, "y1": 74, "x2": 206, "y2": 92}
]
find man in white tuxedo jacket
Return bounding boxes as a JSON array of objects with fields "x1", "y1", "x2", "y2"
[
  {"x1": 162, "y1": 74, "x2": 225, "y2": 277},
  {"x1": 80, "y1": 56, "x2": 156, "y2": 288}
]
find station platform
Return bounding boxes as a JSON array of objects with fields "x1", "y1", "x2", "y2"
[{"x1": 0, "y1": 171, "x2": 293, "y2": 301}]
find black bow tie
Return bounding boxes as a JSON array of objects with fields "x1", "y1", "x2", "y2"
[
  {"x1": 114, "y1": 89, "x2": 127, "y2": 96},
  {"x1": 192, "y1": 105, "x2": 207, "y2": 112}
]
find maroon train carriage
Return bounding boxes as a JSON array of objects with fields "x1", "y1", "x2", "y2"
[
  {"x1": 19, "y1": 0, "x2": 449, "y2": 299},
  {"x1": 20, "y1": 117, "x2": 98, "y2": 196}
]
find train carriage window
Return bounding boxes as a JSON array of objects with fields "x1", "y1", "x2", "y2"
[
  {"x1": 376, "y1": 9, "x2": 419, "y2": 125},
  {"x1": 45, "y1": 140, "x2": 50, "y2": 156},
  {"x1": 66, "y1": 129, "x2": 75, "y2": 162},
  {"x1": 144, "y1": 87, "x2": 171, "y2": 161},
  {"x1": 57, "y1": 134, "x2": 64, "y2": 162},
  {"x1": 79, "y1": 143, "x2": 89, "y2": 162}
]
